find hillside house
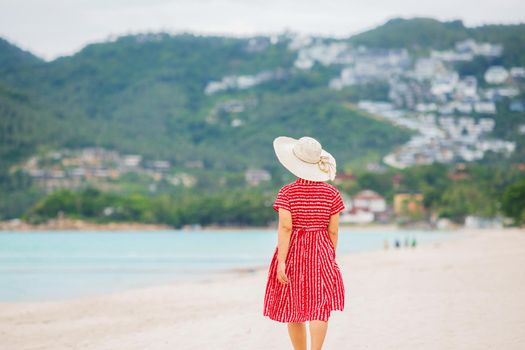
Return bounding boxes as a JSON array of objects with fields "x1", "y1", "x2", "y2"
[
  {"x1": 394, "y1": 193, "x2": 425, "y2": 217},
  {"x1": 484, "y1": 66, "x2": 509, "y2": 85},
  {"x1": 340, "y1": 190, "x2": 387, "y2": 224},
  {"x1": 245, "y1": 168, "x2": 271, "y2": 186}
]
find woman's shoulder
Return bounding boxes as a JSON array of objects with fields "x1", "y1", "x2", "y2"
[
  {"x1": 323, "y1": 182, "x2": 341, "y2": 196},
  {"x1": 324, "y1": 182, "x2": 340, "y2": 191},
  {"x1": 305, "y1": 182, "x2": 342, "y2": 200},
  {"x1": 279, "y1": 182, "x2": 294, "y2": 193}
]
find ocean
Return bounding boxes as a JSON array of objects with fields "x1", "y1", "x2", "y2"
[{"x1": 0, "y1": 228, "x2": 461, "y2": 302}]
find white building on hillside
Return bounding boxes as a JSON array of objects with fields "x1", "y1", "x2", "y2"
[
  {"x1": 340, "y1": 190, "x2": 388, "y2": 224},
  {"x1": 353, "y1": 190, "x2": 387, "y2": 213},
  {"x1": 484, "y1": 66, "x2": 509, "y2": 85},
  {"x1": 245, "y1": 168, "x2": 271, "y2": 186}
]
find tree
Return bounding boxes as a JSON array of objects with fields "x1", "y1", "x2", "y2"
[
  {"x1": 501, "y1": 179, "x2": 525, "y2": 225},
  {"x1": 439, "y1": 184, "x2": 496, "y2": 223}
]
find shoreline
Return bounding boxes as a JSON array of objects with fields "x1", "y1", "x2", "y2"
[
  {"x1": 0, "y1": 217, "x2": 453, "y2": 232},
  {"x1": 215, "y1": 226, "x2": 481, "y2": 281},
  {"x1": 0, "y1": 218, "x2": 172, "y2": 232},
  {"x1": 1, "y1": 228, "x2": 523, "y2": 349},
  {"x1": 0, "y1": 227, "x2": 465, "y2": 304}
]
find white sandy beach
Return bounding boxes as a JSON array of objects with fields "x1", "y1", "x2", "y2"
[{"x1": 1, "y1": 228, "x2": 524, "y2": 350}]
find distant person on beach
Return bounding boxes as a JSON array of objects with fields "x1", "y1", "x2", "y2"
[{"x1": 263, "y1": 136, "x2": 345, "y2": 350}]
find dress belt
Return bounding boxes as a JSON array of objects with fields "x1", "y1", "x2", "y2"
[{"x1": 294, "y1": 226, "x2": 327, "y2": 232}]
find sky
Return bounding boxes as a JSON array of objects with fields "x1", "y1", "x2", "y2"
[{"x1": 1, "y1": 0, "x2": 524, "y2": 61}]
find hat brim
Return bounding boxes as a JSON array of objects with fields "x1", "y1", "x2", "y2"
[{"x1": 273, "y1": 136, "x2": 337, "y2": 181}]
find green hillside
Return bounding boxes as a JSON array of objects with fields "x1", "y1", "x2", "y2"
[
  {"x1": 1, "y1": 18, "x2": 524, "y2": 224},
  {"x1": 0, "y1": 33, "x2": 410, "y2": 171},
  {"x1": 350, "y1": 18, "x2": 470, "y2": 50},
  {"x1": 350, "y1": 17, "x2": 525, "y2": 66},
  {"x1": 0, "y1": 38, "x2": 43, "y2": 77}
]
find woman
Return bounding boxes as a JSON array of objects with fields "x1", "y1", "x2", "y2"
[{"x1": 263, "y1": 136, "x2": 346, "y2": 350}]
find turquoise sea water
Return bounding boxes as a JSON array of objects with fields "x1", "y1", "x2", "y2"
[{"x1": 0, "y1": 228, "x2": 461, "y2": 302}]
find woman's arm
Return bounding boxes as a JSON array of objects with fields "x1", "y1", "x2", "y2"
[
  {"x1": 276, "y1": 207, "x2": 293, "y2": 284},
  {"x1": 327, "y1": 212, "x2": 340, "y2": 251}
]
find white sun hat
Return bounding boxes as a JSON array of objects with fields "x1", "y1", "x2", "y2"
[{"x1": 273, "y1": 136, "x2": 337, "y2": 182}]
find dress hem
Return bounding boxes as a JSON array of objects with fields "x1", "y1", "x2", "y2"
[{"x1": 263, "y1": 307, "x2": 344, "y2": 323}]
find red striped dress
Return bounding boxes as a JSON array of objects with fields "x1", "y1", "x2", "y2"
[{"x1": 263, "y1": 177, "x2": 346, "y2": 323}]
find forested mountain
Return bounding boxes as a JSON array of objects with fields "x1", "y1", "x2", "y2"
[
  {"x1": 0, "y1": 38, "x2": 42, "y2": 76},
  {"x1": 0, "y1": 33, "x2": 408, "y2": 172},
  {"x1": 1, "y1": 17, "x2": 524, "y2": 223},
  {"x1": 350, "y1": 17, "x2": 525, "y2": 66}
]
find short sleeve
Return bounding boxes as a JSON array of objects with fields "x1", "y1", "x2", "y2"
[
  {"x1": 272, "y1": 187, "x2": 291, "y2": 212},
  {"x1": 330, "y1": 190, "x2": 345, "y2": 216}
]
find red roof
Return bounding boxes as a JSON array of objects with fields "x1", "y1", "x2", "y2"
[
  {"x1": 347, "y1": 207, "x2": 371, "y2": 214},
  {"x1": 354, "y1": 190, "x2": 383, "y2": 200}
]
